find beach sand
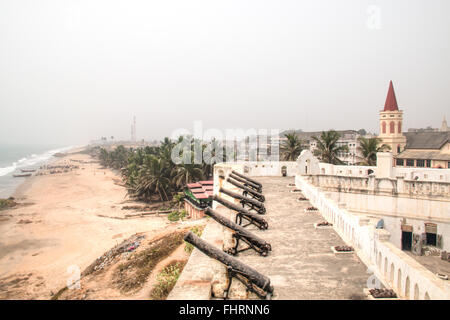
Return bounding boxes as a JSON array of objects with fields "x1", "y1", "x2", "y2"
[{"x1": 0, "y1": 149, "x2": 174, "y2": 299}]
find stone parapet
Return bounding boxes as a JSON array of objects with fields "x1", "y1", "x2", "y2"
[{"x1": 296, "y1": 175, "x2": 450, "y2": 300}]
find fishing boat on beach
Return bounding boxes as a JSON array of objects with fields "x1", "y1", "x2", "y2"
[
  {"x1": 13, "y1": 173, "x2": 32, "y2": 178},
  {"x1": 21, "y1": 169, "x2": 36, "y2": 173}
]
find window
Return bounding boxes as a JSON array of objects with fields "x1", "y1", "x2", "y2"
[
  {"x1": 426, "y1": 160, "x2": 431, "y2": 168},
  {"x1": 406, "y1": 159, "x2": 415, "y2": 167},
  {"x1": 397, "y1": 145, "x2": 401, "y2": 153},
  {"x1": 398, "y1": 122, "x2": 402, "y2": 133},
  {"x1": 417, "y1": 159, "x2": 425, "y2": 167},
  {"x1": 448, "y1": 161, "x2": 450, "y2": 168},
  {"x1": 382, "y1": 122, "x2": 386, "y2": 134},
  {"x1": 396, "y1": 158, "x2": 404, "y2": 166},
  {"x1": 390, "y1": 121, "x2": 395, "y2": 134}
]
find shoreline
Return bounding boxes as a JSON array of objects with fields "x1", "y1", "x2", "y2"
[
  {"x1": 0, "y1": 148, "x2": 172, "y2": 299},
  {"x1": 7, "y1": 146, "x2": 87, "y2": 200}
]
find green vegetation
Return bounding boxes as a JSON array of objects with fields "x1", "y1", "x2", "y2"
[
  {"x1": 167, "y1": 210, "x2": 186, "y2": 222},
  {"x1": 99, "y1": 145, "x2": 129, "y2": 170},
  {"x1": 113, "y1": 231, "x2": 186, "y2": 292},
  {"x1": 312, "y1": 130, "x2": 350, "y2": 165},
  {"x1": 150, "y1": 260, "x2": 187, "y2": 300},
  {"x1": 280, "y1": 133, "x2": 304, "y2": 161},
  {"x1": 98, "y1": 137, "x2": 227, "y2": 203},
  {"x1": 356, "y1": 137, "x2": 391, "y2": 166},
  {"x1": 0, "y1": 198, "x2": 17, "y2": 210},
  {"x1": 184, "y1": 225, "x2": 204, "y2": 253}
]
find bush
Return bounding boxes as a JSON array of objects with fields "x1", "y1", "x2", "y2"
[
  {"x1": 113, "y1": 232, "x2": 185, "y2": 292},
  {"x1": 150, "y1": 260, "x2": 186, "y2": 300},
  {"x1": 184, "y1": 225, "x2": 203, "y2": 253},
  {"x1": 167, "y1": 210, "x2": 186, "y2": 222},
  {"x1": 0, "y1": 198, "x2": 16, "y2": 210}
]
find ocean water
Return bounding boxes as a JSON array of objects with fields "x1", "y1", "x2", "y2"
[{"x1": 0, "y1": 144, "x2": 76, "y2": 198}]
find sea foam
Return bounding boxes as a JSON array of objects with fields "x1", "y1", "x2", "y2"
[{"x1": 0, "y1": 145, "x2": 76, "y2": 177}]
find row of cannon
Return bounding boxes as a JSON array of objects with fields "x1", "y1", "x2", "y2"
[{"x1": 184, "y1": 170, "x2": 274, "y2": 300}]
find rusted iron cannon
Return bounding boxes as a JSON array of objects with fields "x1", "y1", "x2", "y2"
[
  {"x1": 184, "y1": 231, "x2": 274, "y2": 299},
  {"x1": 223, "y1": 176, "x2": 265, "y2": 202},
  {"x1": 205, "y1": 208, "x2": 271, "y2": 256},
  {"x1": 231, "y1": 170, "x2": 262, "y2": 188},
  {"x1": 213, "y1": 195, "x2": 268, "y2": 230},
  {"x1": 219, "y1": 187, "x2": 266, "y2": 215},
  {"x1": 229, "y1": 173, "x2": 262, "y2": 193}
]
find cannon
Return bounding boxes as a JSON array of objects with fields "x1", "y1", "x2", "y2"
[
  {"x1": 205, "y1": 208, "x2": 271, "y2": 256},
  {"x1": 184, "y1": 231, "x2": 274, "y2": 299},
  {"x1": 231, "y1": 170, "x2": 262, "y2": 188},
  {"x1": 219, "y1": 187, "x2": 266, "y2": 215},
  {"x1": 224, "y1": 176, "x2": 265, "y2": 202},
  {"x1": 229, "y1": 173, "x2": 262, "y2": 193},
  {"x1": 213, "y1": 195, "x2": 268, "y2": 230}
]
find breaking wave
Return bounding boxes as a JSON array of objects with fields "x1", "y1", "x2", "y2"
[{"x1": 0, "y1": 146, "x2": 76, "y2": 177}]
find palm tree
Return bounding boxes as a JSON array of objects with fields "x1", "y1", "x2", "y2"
[
  {"x1": 356, "y1": 137, "x2": 391, "y2": 166},
  {"x1": 312, "y1": 130, "x2": 349, "y2": 164},
  {"x1": 110, "y1": 145, "x2": 130, "y2": 170},
  {"x1": 160, "y1": 137, "x2": 175, "y2": 150},
  {"x1": 201, "y1": 138, "x2": 225, "y2": 178},
  {"x1": 172, "y1": 162, "x2": 204, "y2": 189},
  {"x1": 134, "y1": 155, "x2": 172, "y2": 202},
  {"x1": 99, "y1": 148, "x2": 110, "y2": 167},
  {"x1": 280, "y1": 133, "x2": 304, "y2": 161}
]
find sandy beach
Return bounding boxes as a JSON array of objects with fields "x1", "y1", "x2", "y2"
[{"x1": 0, "y1": 148, "x2": 178, "y2": 299}]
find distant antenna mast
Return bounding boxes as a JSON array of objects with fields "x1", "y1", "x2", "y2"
[{"x1": 131, "y1": 116, "x2": 137, "y2": 142}]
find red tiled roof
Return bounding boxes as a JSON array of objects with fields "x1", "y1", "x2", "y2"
[
  {"x1": 194, "y1": 193, "x2": 209, "y2": 199},
  {"x1": 186, "y1": 180, "x2": 214, "y2": 201},
  {"x1": 187, "y1": 183, "x2": 202, "y2": 188}
]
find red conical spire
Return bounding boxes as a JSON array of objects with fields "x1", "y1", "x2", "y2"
[{"x1": 384, "y1": 80, "x2": 399, "y2": 111}]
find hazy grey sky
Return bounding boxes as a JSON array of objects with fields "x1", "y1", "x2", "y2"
[{"x1": 1, "y1": 0, "x2": 449, "y2": 146}]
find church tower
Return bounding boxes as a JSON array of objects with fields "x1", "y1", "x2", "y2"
[
  {"x1": 378, "y1": 81, "x2": 407, "y2": 155},
  {"x1": 441, "y1": 115, "x2": 449, "y2": 132}
]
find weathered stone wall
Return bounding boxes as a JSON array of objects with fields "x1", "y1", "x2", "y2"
[
  {"x1": 317, "y1": 159, "x2": 450, "y2": 183},
  {"x1": 307, "y1": 173, "x2": 450, "y2": 201},
  {"x1": 169, "y1": 162, "x2": 250, "y2": 300},
  {"x1": 167, "y1": 219, "x2": 225, "y2": 300},
  {"x1": 296, "y1": 175, "x2": 450, "y2": 300},
  {"x1": 214, "y1": 161, "x2": 298, "y2": 177}
]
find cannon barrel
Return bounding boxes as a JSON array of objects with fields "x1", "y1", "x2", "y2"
[
  {"x1": 226, "y1": 177, "x2": 265, "y2": 202},
  {"x1": 219, "y1": 187, "x2": 264, "y2": 209},
  {"x1": 205, "y1": 208, "x2": 271, "y2": 255},
  {"x1": 184, "y1": 231, "x2": 274, "y2": 294},
  {"x1": 229, "y1": 173, "x2": 262, "y2": 192},
  {"x1": 231, "y1": 171, "x2": 262, "y2": 187},
  {"x1": 213, "y1": 195, "x2": 268, "y2": 229}
]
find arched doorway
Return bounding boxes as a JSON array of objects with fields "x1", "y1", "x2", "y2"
[
  {"x1": 405, "y1": 276, "x2": 410, "y2": 299},
  {"x1": 390, "y1": 263, "x2": 395, "y2": 284},
  {"x1": 414, "y1": 284, "x2": 419, "y2": 300},
  {"x1": 281, "y1": 166, "x2": 287, "y2": 177}
]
